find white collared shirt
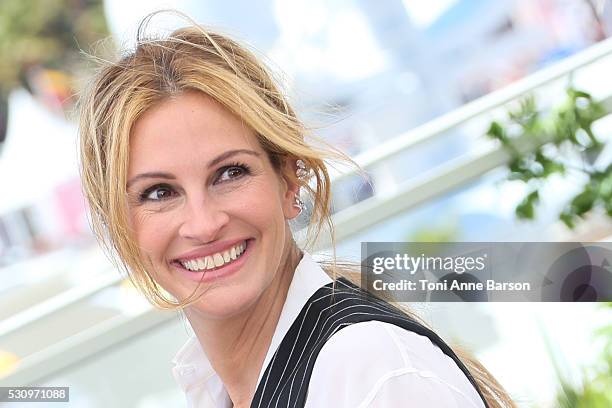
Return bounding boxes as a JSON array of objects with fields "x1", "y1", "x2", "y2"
[{"x1": 171, "y1": 252, "x2": 486, "y2": 407}]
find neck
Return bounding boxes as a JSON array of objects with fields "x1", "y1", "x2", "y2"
[{"x1": 185, "y1": 242, "x2": 302, "y2": 407}]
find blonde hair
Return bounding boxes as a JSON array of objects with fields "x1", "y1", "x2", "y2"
[
  {"x1": 78, "y1": 12, "x2": 515, "y2": 407},
  {"x1": 79, "y1": 13, "x2": 353, "y2": 308}
]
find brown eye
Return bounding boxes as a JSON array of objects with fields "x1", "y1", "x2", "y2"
[
  {"x1": 216, "y1": 165, "x2": 250, "y2": 184},
  {"x1": 140, "y1": 185, "x2": 176, "y2": 202}
]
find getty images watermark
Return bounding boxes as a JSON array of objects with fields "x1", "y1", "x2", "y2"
[{"x1": 361, "y1": 242, "x2": 612, "y2": 301}]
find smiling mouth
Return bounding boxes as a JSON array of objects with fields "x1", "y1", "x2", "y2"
[{"x1": 173, "y1": 239, "x2": 250, "y2": 273}]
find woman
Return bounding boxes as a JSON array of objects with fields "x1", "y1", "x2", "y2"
[{"x1": 78, "y1": 14, "x2": 515, "y2": 408}]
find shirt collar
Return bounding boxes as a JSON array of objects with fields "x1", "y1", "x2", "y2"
[{"x1": 171, "y1": 251, "x2": 333, "y2": 403}]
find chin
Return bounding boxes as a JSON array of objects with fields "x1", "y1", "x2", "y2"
[{"x1": 185, "y1": 283, "x2": 263, "y2": 320}]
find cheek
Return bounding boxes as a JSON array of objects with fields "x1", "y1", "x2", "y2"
[
  {"x1": 233, "y1": 178, "x2": 287, "y2": 225},
  {"x1": 130, "y1": 210, "x2": 178, "y2": 258}
]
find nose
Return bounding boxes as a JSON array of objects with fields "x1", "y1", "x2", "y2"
[{"x1": 178, "y1": 195, "x2": 230, "y2": 243}]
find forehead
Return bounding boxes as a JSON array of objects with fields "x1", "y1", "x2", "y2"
[{"x1": 129, "y1": 91, "x2": 262, "y2": 170}]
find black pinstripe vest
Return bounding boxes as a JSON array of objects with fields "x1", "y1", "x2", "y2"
[{"x1": 250, "y1": 277, "x2": 489, "y2": 408}]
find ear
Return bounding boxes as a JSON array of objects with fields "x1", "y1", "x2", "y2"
[{"x1": 279, "y1": 157, "x2": 301, "y2": 220}]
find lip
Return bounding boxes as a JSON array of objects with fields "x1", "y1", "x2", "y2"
[
  {"x1": 173, "y1": 237, "x2": 251, "y2": 262},
  {"x1": 172, "y1": 238, "x2": 253, "y2": 283}
]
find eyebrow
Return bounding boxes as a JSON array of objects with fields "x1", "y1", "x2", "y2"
[{"x1": 126, "y1": 149, "x2": 261, "y2": 188}]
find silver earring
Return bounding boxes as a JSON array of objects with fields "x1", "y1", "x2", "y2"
[
  {"x1": 293, "y1": 194, "x2": 305, "y2": 216},
  {"x1": 296, "y1": 159, "x2": 309, "y2": 180}
]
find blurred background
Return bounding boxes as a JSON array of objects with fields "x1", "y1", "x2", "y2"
[{"x1": 1, "y1": 0, "x2": 612, "y2": 406}]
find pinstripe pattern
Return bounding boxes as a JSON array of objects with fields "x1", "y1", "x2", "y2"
[{"x1": 250, "y1": 278, "x2": 490, "y2": 408}]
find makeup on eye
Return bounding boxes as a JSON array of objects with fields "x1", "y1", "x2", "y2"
[
  {"x1": 138, "y1": 183, "x2": 177, "y2": 203},
  {"x1": 134, "y1": 162, "x2": 253, "y2": 203},
  {"x1": 126, "y1": 149, "x2": 261, "y2": 190},
  {"x1": 215, "y1": 162, "x2": 251, "y2": 184}
]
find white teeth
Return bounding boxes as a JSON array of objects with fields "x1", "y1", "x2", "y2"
[
  {"x1": 206, "y1": 256, "x2": 214, "y2": 270},
  {"x1": 180, "y1": 240, "x2": 248, "y2": 272},
  {"x1": 213, "y1": 253, "x2": 224, "y2": 267}
]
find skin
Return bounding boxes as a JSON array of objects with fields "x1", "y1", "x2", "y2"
[{"x1": 127, "y1": 90, "x2": 303, "y2": 407}]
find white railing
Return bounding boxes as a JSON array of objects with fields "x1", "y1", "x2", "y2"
[
  {"x1": 3, "y1": 36, "x2": 612, "y2": 385},
  {"x1": 328, "y1": 35, "x2": 612, "y2": 185},
  {"x1": 0, "y1": 273, "x2": 121, "y2": 337},
  {"x1": 317, "y1": 93, "x2": 612, "y2": 249}
]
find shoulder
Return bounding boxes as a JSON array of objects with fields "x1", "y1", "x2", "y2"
[{"x1": 305, "y1": 321, "x2": 485, "y2": 408}]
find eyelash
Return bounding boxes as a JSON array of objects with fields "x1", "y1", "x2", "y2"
[
  {"x1": 137, "y1": 162, "x2": 252, "y2": 203},
  {"x1": 217, "y1": 162, "x2": 251, "y2": 184}
]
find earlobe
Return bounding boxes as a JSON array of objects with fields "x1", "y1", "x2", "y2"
[
  {"x1": 281, "y1": 158, "x2": 303, "y2": 220},
  {"x1": 292, "y1": 193, "x2": 305, "y2": 218},
  {"x1": 283, "y1": 182, "x2": 302, "y2": 220}
]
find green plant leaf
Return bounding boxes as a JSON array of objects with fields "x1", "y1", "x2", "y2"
[
  {"x1": 570, "y1": 187, "x2": 598, "y2": 216},
  {"x1": 487, "y1": 86, "x2": 610, "y2": 229},
  {"x1": 535, "y1": 151, "x2": 565, "y2": 177},
  {"x1": 515, "y1": 190, "x2": 539, "y2": 219},
  {"x1": 560, "y1": 211, "x2": 576, "y2": 229},
  {"x1": 486, "y1": 121, "x2": 504, "y2": 140}
]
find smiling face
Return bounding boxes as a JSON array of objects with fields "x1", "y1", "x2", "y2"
[{"x1": 127, "y1": 91, "x2": 300, "y2": 318}]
